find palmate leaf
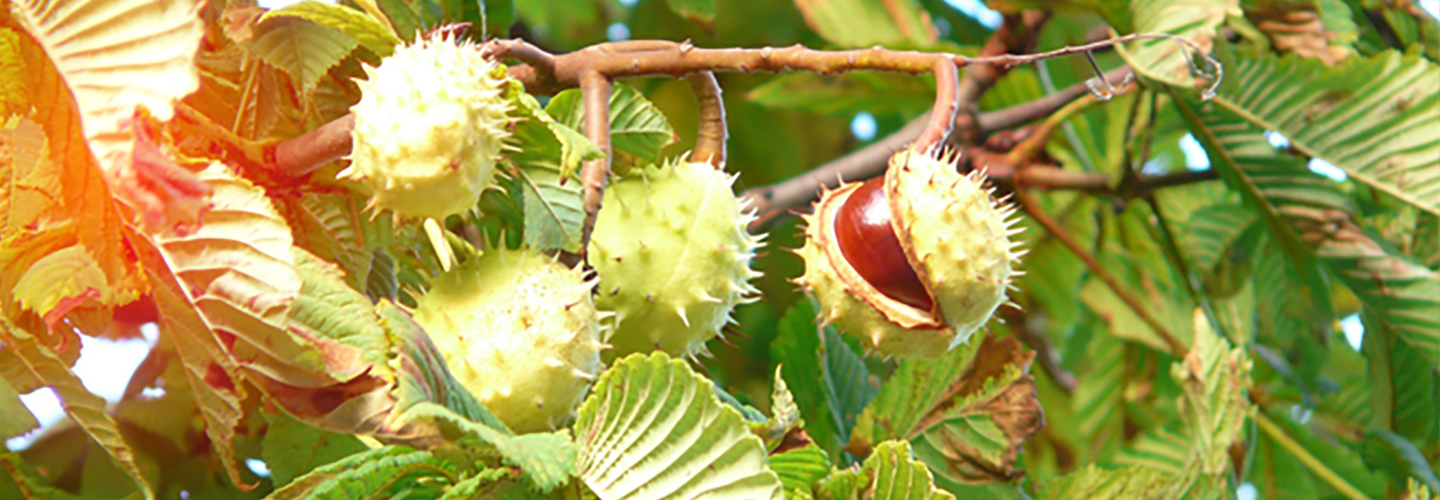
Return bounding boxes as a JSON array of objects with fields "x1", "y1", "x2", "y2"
[
  {"x1": 1070, "y1": 319, "x2": 1125, "y2": 461},
  {"x1": 8, "y1": 0, "x2": 208, "y2": 226},
  {"x1": 574, "y1": 353, "x2": 784, "y2": 500},
  {"x1": 792, "y1": 0, "x2": 937, "y2": 48},
  {"x1": 547, "y1": 83, "x2": 676, "y2": 173},
  {"x1": 0, "y1": 46, "x2": 147, "y2": 332},
  {"x1": 261, "y1": 411, "x2": 369, "y2": 488},
  {"x1": 1362, "y1": 309, "x2": 1440, "y2": 447},
  {"x1": 1170, "y1": 311, "x2": 1251, "y2": 477},
  {"x1": 142, "y1": 162, "x2": 345, "y2": 387},
  {"x1": 769, "y1": 299, "x2": 876, "y2": 460},
  {"x1": 261, "y1": 1, "x2": 402, "y2": 58},
  {"x1": 769, "y1": 445, "x2": 831, "y2": 493},
  {"x1": 247, "y1": 15, "x2": 359, "y2": 94},
  {"x1": 516, "y1": 166, "x2": 585, "y2": 254},
  {"x1": 1039, "y1": 464, "x2": 1170, "y2": 500},
  {"x1": 507, "y1": 87, "x2": 603, "y2": 178},
  {"x1": 276, "y1": 189, "x2": 378, "y2": 292},
  {"x1": 392, "y1": 402, "x2": 577, "y2": 492},
  {"x1": 1108, "y1": 0, "x2": 1237, "y2": 89},
  {"x1": 0, "y1": 376, "x2": 37, "y2": 441},
  {"x1": 853, "y1": 336, "x2": 1044, "y2": 484},
  {"x1": 126, "y1": 225, "x2": 250, "y2": 489},
  {"x1": 264, "y1": 445, "x2": 455, "y2": 500},
  {"x1": 1174, "y1": 93, "x2": 1440, "y2": 368},
  {"x1": 815, "y1": 441, "x2": 954, "y2": 500},
  {"x1": 0, "y1": 316, "x2": 153, "y2": 499},
  {"x1": 1362, "y1": 429, "x2": 1440, "y2": 494},
  {"x1": 1182, "y1": 202, "x2": 1258, "y2": 297},
  {"x1": 0, "y1": 451, "x2": 81, "y2": 500},
  {"x1": 1253, "y1": 408, "x2": 1388, "y2": 499},
  {"x1": 1208, "y1": 50, "x2": 1440, "y2": 214}
]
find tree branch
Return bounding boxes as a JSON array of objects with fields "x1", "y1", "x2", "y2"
[
  {"x1": 740, "y1": 66, "x2": 1137, "y2": 229},
  {"x1": 1012, "y1": 187, "x2": 1188, "y2": 356},
  {"x1": 575, "y1": 71, "x2": 613, "y2": 266},
  {"x1": 687, "y1": 71, "x2": 727, "y2": 168}
]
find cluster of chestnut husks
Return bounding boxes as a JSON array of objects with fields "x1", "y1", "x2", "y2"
[{"x1": 795, "y1": 149, "x2": 1022, "y2": 358}]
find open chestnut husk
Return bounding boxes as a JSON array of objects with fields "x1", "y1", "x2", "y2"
[{"x1": 794, "y1": 149, "x2": 1023, "y2": 358}]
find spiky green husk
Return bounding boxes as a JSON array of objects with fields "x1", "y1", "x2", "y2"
[
  {"x1": 340, "y1": 35, "x2": 512, "y2": 220},
  {"x1": 590, "y1": 159, "x2": 763, "y2": 357},
  {"x1": 412, "y1": 247, "x2": 606, "y2": 433},
  {"x1": 796, "y1": 149, "x2": 1020, "y2": 358}
]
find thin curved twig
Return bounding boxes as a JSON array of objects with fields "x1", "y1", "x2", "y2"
[
  {"x1": 575, "y1": 71, "x2": 613, "y2": 265},
  {"x1": 914, "y1": 58, "x2": 960, "y2": 154},
  {"x1": 687, "y1": 71, "x2": 727, "y2": 168}
]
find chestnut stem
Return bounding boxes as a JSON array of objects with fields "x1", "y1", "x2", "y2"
[
  {"x1": 272, "y1": 113, "x2": 355, "y2": 178},
  {"x1": 914, "y1": 58, "x2": 960, "y2": 154},
  {"x1": 575, "y1": 71, "x2": 614, "y2": 266},
  {"x1": 688, "y1": 71, "x2": 727, "y2": 168},
  {"x1": 1012, "y1": 187, "x2": 1188, "y2": 357}
]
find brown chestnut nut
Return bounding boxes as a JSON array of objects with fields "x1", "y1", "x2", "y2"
[{"x1": 795, "y1": 149, "x2": 1023, "y2": 358}]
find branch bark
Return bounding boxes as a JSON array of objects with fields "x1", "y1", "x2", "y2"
[
  {"x1": 687, "y1": 72, "x2": 727, "y2": 168},
  {"x1": 740, "y1": 66, "x2": 1137, "y2": 228},
  {"x1": 574, "y1": 72, "x2": 613, "y2": 266}
]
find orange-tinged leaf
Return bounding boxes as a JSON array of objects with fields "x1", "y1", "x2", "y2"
[
  {"x1": 146, "y1": 162, "x2": 355, "y2": 388},
  {"x1": 11, "y1": 244, "x2": 106, "y2": 331},
  {"x1": 9, "y1": 0, "x2": 210, "y2": 228},
  {"x1": 126, "y1": 226, "x2": 253, "y2": 491},
  {"x1": 0, "y1": 27, "x2": 149, "y2": 317},
  {"x1": 1, "y1": 116, "x2": 61, "y2": 238}
]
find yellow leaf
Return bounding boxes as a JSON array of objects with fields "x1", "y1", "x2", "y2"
[
  {"x1": 9, "y1": 0, "x2": 210, "y2": 228},
  {"x1": 11, "y1": 243, "x2": 106, "y2": 327}
]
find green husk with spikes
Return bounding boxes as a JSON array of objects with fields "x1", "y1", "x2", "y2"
[
  {"x1": 590, "y1": 159, "x2": 764, "y2": 357},
  {"x1": 340, "y1": 34, "x2": 513, "y2": 221},
  {"x1": 412, "y1": 246, "x2": 608, "y2": 433}
]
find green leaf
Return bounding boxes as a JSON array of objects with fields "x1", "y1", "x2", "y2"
[
  {"x1": 394, "y1": 402, "x2": 577, "y2": 492},
  {"x1": 278, "y1": 191, "x2": 378, "y2": 295},
  {"x1": 1110, "y1": 0, "x2": 1236, "y2": 89},
  {"x1": 1070, "y1": 320, "x2": 1124, "y2": 461},
  {"x1": 1361, "y1": 429, "x2": 1440, "y2": 494},
  {"x1": 1362, "y1": 308, "x2": 1439, "y2": 446},
  {"x1": 1407, "y1": 478, "x2": 1436, "y2": 500},
  {"x1": 508, "y1": 90, "x2": 603, "y2": 178},
  {"x1": 248, "y1": 16, "x2": 359, "y2": 94},
  {"x1": 855, "y1": 336, "x2": 1043, "y2": 484},
  {"x1": 792, "y1": 0, "x2": 938, "y2": 48},
  {"x1": 0, "y1": 316, "x2": 153, "y2": 499},
  {"x1": 0, "y1": 451, "x2": 81, "y2": 500},
  {"x1": 665, "y1": 0, "x2": 716, "y2": 31},
  {"x1": 376, "y1": 0, "x2": 425, "y2": 41},
  {"x1": 1040, "y1": 464, "x2": 1170, "y2": 500},
  {"x1": 0, "y1": 376, "x2": 36, "y2": 441},
  {"x1": 574, "y1": 353, "x2": 784, "y2": 500},
  {"x1": 1254, "y1": 409, "x2": 1388, "y2": 500},
  {"x1": 1209, "y1": 50, "x2": 1440, "y2": 214},
  {"x1": 516, "y1": 167, "x2": 585, "y2": 253},
  {"x1": 1183, "y1": 202, "x2": 1259, "y2": 297},
  {"x1": 547, "y1": 83, "x2": 676, "y2": 173},
  {"x1": 265, "y1": 446, "x2": 454, "y2": 500},
  {"x1": 815, "y1": 441, "x2": 954, "y2": 500},
  {"x1": 1174, "y1": 92, "x2": 1440, "y2": 368},
  {"x1": 1170, "y1": 310, "x2": 1251, "y2": 476},
  {"x1": 769, "y1": 300, "x2": 876, "y2": 459},
  {"x1": 261, "y1": 1, "x2": 402, "y2": 57},
  {"x1": 770, "y1": 445, "x2": 830, "y2": 493},
  {"x1": 438, "y1": 468, "x2": 550, "y2": 500},
  {"x1": 746, "y1": 73, "x2": 935, "y2": 117},
  {"x1": 1078, "y1": 255, "x2": 1193, "y2": 353},
  {"x1": 261, "y1": 411, "x2": 369, "y2": 488}
]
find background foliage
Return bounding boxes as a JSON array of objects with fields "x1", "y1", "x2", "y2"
[{"x1": 1, "y1": 0, "x2": 1437, "y2": 499}]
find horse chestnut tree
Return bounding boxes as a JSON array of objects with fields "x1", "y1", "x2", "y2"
[{"x1": 3, "y1": 0, "x2": 1436, "y2": 499}]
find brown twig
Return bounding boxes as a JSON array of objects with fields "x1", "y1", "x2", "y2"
[
  {"x1": 740, "y1": 67, "x2": 1136, "y2": 229},
  {"x1": 952, "y1": 11, "x2": 1051, "y2": 144},
  {"x1": 1012, "y1": 187, "x2": 1187, "y2": 356},
  {"x1": 271, "y1": 114, "x2": 354, "y2": 178},
  {"x1": 575, "y1": 71, "x2": 613, "y2": 265},
  {"x1": 999, "y1": 307, "x2": 1078, "y2": 394},
  {"x1": 916, "y1": 58, "x2": 960, "y2": 154},
  {"x1": 687, "y1": 71, "x2": 727, "y2": 168}
]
